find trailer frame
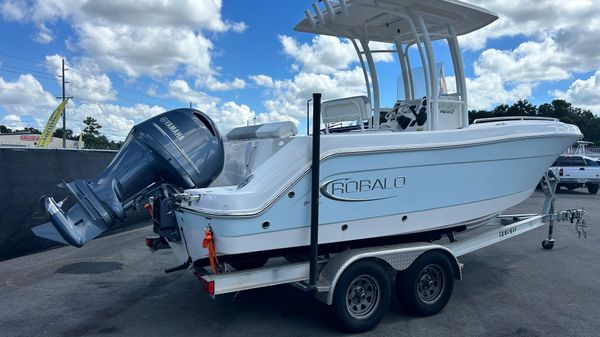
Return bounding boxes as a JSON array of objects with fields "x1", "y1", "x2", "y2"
[{"x1": 193, "y1": 174, "x2": 585, "y2": 332}]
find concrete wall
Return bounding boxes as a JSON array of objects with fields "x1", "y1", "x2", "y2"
[
  {"x1": 0, "y1": 148, "x2": 148, "y2": 260},
  {"x1": 0, "y1": 134, "x2": 81, "y2": 149}
]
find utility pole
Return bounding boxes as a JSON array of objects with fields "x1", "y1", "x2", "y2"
[
  {"x1": 57, "y1": 59, "x2": 72, "y2": 148},
  {"x1": 61, "y1": 59, "x2": 66, "y2": 148},
  {"x1": 189, "y1": 101, "x2": 192, "y2": 109}
]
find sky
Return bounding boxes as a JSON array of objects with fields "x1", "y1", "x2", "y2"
[{"x1": 0, "y1": 0, "x2": 599, "y2": 140}]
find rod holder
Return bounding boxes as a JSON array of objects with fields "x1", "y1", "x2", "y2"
[
  {"x1": 340, "y1": 0, "x2": 349, "y2": 16},
  {"x1": 323, "y1": 0, "x2": 335, "y2": 18},
  {"x1": 312, "y1": 3, "x2": 325, "y2": 24}
]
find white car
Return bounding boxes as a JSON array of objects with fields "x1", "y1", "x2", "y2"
[{"x1": 549, "y1": 155, "x2": 600, "y2": 194}]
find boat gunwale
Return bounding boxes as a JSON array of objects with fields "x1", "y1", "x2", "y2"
[{"x1": 179, "y1": 128, "x2": 581, "y2": 218}]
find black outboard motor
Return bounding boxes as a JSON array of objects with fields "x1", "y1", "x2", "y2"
[{"x1": 32, "y1": 108, "x2": 224, "y2": 247}]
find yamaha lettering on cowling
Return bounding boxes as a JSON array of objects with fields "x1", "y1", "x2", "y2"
[{"x1": 32, "y1": 109, "x2": 224, "y2": 247}]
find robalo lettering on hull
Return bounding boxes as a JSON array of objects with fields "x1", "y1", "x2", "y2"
[{"x1": 320, "y1": 176, "x2": 406, "y2": 202}]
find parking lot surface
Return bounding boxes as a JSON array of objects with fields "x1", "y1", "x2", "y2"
[{"x1": 1, "y1": 190, "x2": 599, "y2": 337}]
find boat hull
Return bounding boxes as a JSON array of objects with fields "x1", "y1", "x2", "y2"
[{"x1": 169, "y1": 122, "x2": 581, "y2": 263}]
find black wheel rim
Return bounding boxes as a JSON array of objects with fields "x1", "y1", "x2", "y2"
[
  {"x1": 345, "y1": 274, "x2": 380, "y2": 319},
  {"x1": 416, "y1": 264, "x2": 445, "y2": 304}
]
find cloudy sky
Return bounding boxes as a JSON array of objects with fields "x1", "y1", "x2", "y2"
[{"x1": 0, "y1": 0, "x2": 599, "y2": 139}]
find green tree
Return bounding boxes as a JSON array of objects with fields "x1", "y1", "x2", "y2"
[
  {"x1": 53, "y1": 128, "x2": 75, "y2": 139},
  {"x1": 507, "y1": 100, "x2": 536, "y2": 116},
  {"x1": 470, "y1": 99, "x2": 600, "y2": 145},
  {"x1": 537, "y1": 103, "x2": 554, "y2": 117},
  {"x1": 0, "y1": 125, "x2": 12, "y2": 134},
  {"x1": 21, "y1": 127, "x2": 41, "y2": 134},
  {"x1": 83, "y1": 117, "x2": 102, "y2": 136},
  {"x1": 492, "y1": 104, "x2": 509, "y2": 116}
]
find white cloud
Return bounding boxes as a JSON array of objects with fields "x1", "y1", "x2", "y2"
[
  {"x1": 249, "y1": 75, "x2": 274, "y2": 88},
  {"x1": 4, "y1": 0, "x2": 248, "y2": 78},
  {"x1": 368, "y1": 41, "x2": 395, "y2": 63},
  {"x1": 446, "y1": 74, "x2": 532, "y2": 111},
  {"x1": 78, "y1": 0, "x2": 235, "y2": 32},
  {"x1": 0, "y1": 72, "x2": 165, "y2": 139},
  {"x1": 460, "y1": 0, "x2": 600, "y2": 53},
  {"x1": 255, "y1": 67, "x2": 366, "y2": 120},
  {"x1": 167, "y1": 79, "x2": 219, "y2": 112},
  {"x1": 247, "y1": 35, "x2": 377, "y2": 125},
  {"x1": 230, "y1": 21, "x2": 248, "y2": 33},
  {"x1": 0, "y1": 0, "x2": 27, "y2": 21},
  {"x1": 45, "y1": 54, "x2": 116, "y2": 102},
  {"x1": 474, "y1": 39, "x2": 572, "y2": 83},
  {"x1": 73, "y1": 102, "x2": 165, "y2": 138},
  {"x1": 206, "y1": 101, "x2": 300, "y2": 133},
  {"x1": 0, "y1": 113, "x2": 26, "y2": 129},
  {"x1": 196, "y1": 76, "x2": 246, "y2": 91},
  {"x1": 76, "y1": 23, "x2": 214, "y2": 77},
  {"x1": 280, "y1": 35, "x2": 357, "y2": 74},
  {"x1": 454, "y1": 1, "x2": 600, "y2": 112},
  {"x1": 33, "y1": 23, "x2": 54, "y2": 43},
  {"x1": 553, "y1": 70, "x2": 600, "y2": 113},
  {"x1": 279, "y1": 35, "x2": 396, "y2": 75},
  {"x1": 0, "y1": 74, "x2": 59, "y2": 117},
  {"x1": 210, "y1": 101, "x2": 256, "y2": 131},
  {"x1": 166, "y1": 79, "x2": 263, "y2": 132}
]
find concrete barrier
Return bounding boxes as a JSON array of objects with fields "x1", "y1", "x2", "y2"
[{"x1": 0, "y1": 148, "x2": 149, "y2": 260}]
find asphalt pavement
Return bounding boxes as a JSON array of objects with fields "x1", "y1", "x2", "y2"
[{"x1": 1, "y1": 190, "x2": 599, "y2": 337}]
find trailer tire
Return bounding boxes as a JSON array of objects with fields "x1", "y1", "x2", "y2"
[
  {"x1": 396, "y1": 251, "x2": 454, "y2": 316},
  {"x1": 331, "y1": 260, "x2": 391, "y2": 333},
  {"x1": 587, "y1": 184, "x2": 599, "y2": 194}
]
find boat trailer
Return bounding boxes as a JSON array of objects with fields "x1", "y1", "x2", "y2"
[
  {"x1": 189, "y1": 175, "x2": 585, "y2": 332},
  {"x1": 182, "y1": 96, "x2": 587, "y2": 333}
]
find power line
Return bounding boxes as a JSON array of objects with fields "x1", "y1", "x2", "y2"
[
  {"x1": 68, "y1": 81, "x2": 164, "y2": 106},
  {"x1": 0, "y1": 86, "x2": 54, "y2": 96},
  {"x1": 0, "y1": 66, "x2": 171, "y2": 108},
  {"x1": 0, "y1": 52, "x2": 55, "y2": 69},
  {"x1": 1, "y1": 51, "x2": 175, "y2": 106},
  {"x1": 0, "y1": 67, "x2": 58, "y2": 82},
  {"x1": 66, "y1": 67, "x2": 168, "y2": 104},
  {"x1": 0, "y1": 63, "x2": 60, "y2": 79}
]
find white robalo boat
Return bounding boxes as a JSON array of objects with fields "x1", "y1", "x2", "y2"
[
  {"x1": 32, "y1": 0, "x2": 585, "y2": 332},
  {"x1": 161, "y1": 0, "x2": 583, "y2": 266},
  {"x1": 34, "y1": 0, "x2": 581, "y2": 265}
]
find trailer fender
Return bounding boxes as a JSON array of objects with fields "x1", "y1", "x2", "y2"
[{"x1": 315, "y1": 242, "x2": 461, "y2": 305}]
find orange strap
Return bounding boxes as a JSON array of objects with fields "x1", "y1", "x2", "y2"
[
  {"x1": 143, "y1": 203, "x2": 153, "y2": 218},
  {"x1": 202, "y1": 227, "x2": 220, "y2": 274}
]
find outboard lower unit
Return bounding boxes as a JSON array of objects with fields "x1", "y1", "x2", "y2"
[{"x1": 32, "y1": 109, "x2": 224, "y2": 247}]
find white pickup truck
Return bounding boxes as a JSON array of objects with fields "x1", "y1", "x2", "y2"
[{"x1": 549, "y1": 155, "x2": 600, "y2": 194}]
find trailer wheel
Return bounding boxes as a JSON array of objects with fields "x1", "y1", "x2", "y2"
[
  {"x1": 542, "y1": 239, "x2": 554, "y2": 250},
  {"x1": 396, "y1": 251, "x2": 454, "y2": 316},
  {"x1": 587, "y1": 184, "x2": 599, "y2": 194},
  {"x1": 331, "y1": 260, "x2": 391, "y2": 333}
]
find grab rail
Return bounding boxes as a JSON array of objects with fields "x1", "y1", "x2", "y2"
[{"x1": 473, "y1": 116, "x2": 558, "y2": 124}]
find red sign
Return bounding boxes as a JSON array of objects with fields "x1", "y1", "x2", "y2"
[{"x1": 20, "y1": 135, "x2": 40, "y2": 141}]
